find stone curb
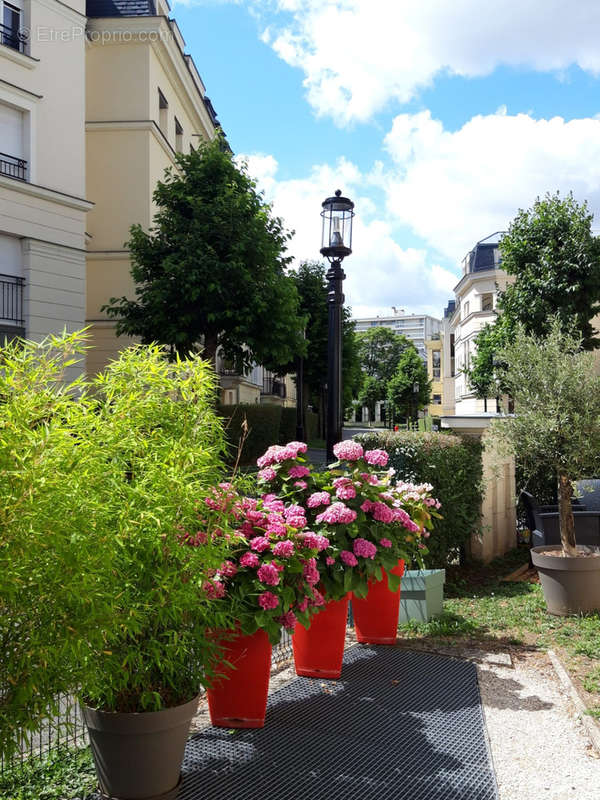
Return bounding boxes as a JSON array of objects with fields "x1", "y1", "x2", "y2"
[{"x1": 548, "y1": 648, "x2": 600, "y2": 757}]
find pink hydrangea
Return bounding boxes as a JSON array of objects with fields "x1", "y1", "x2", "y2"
[
  {"x1": 218, "y1": 560, "x2": 238, "y2": 578},
  {"x1": 373, "y1": 502, "x2": 395, "y2": 524},
  {"x1": 353, "y1": 538, "x2": 377, "y2": 559},
  {"x1": 285, "y1": 504, "x2": 305, "y2": 519},
  {"x1": 289, "y1": 465, "x2": 310, "y2": 478},
  {"x1": 258, "y1": 467, "x2": 276, "y2": 482},
  {"x1": 266, "y1": 517, "x2": 287, "y2": 537},
  {"x1": 272, "y1": 539, "x2": 295, "y2": 557},
  {"x1": 286, "y1": 515, "x2": 307, "y2": 530},
  {"x1": 310, "y1": 588, "x2": 325, "y2": 607},
  {"x1": 379, "y1": 538, "x2": 392, "y2": 548},
  {"x1": 263, "y1": 499, "x2": 286, "y2": 513},
  {"x1": 250, "y1": 536, "x2": 270, "y2": 552},
  {"x1": 365, "y1": 449, "x2": 389, "y2": 467},
  {"x1": 303, "y1": 557, "x2": 320, "y2": 585},
  {"x1": 239, "y1": 521, "x2": 255, "y2": 538},
  {"x1": 326, "y1": 556, "x2": 335, "y2": 566},
  {"x1": 277, "y1": 611, "x2": 298, "y2": 630},
  {"x1": 336, "y1": 484, "x2": 356, "y2": 500},
  {"x1": 203, "y1": 580, "x2": 226, "y2": 599},
  {"x1": 306, "y1": 491, "x2": 331, "y2": 508},
  {"x1": 340, "y1": 550, "x2": 358, "y2": 567},
  {"x1": 333, "y1": 441, "x2": 364, "y2": 461},
  {"x1": 301, "y1": 531, "x2": 330, "y2": 551},
  {"x1": 285, "y1": 441, "x2": 308, "y2": 455},
  {"x1": 257, "y1": 446, "x2": 283, "y2": 468},
  {"x1": 315, "y1": 502, "x2": 357, "y2": 525},
  {"x1": 294, "y1": 480, "x2": 308, "y2": 490},
  {"x1": 393, "y1": 508, "x2": 420, "y2": 532},
  {"x1": 239, "y1": 551, "x2": 260, "y2": 568},
  {"x1": 257, "y1": 563, "x2": 280, "y2": 586},
  {"x1": 258, "y1": 591, "x2": 279, "y2": 610},
  {"x1": 246, "y1": 509, "x2": 268, "y2": 527},
  {"x1": 297, "y1": 597, "x2": 309, "y2": 612},
  {"x1": 360, "y1": 499, "x2": 375, "y2": 513},
  {"x1": 360, "y1": 472, "x2": 380, "y2": 486}
]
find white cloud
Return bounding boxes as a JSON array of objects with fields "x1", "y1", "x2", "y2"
[
  {"x1": 381, "y1": 109, "x2": 600, "y2": 261},
  {"x1": 240, "y1": 152, "x2": 457, "y2": 316},
  {"x1": 255, "y1": 0, "x2": 600, "y2": 123}
]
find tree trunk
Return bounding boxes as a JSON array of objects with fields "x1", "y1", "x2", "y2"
[
  {"x1": 558, "y1": 471, "x2": 577, "y2": 557},
  {"x1": 203, "y1": 332, "x2": 218, "y2": 369}
]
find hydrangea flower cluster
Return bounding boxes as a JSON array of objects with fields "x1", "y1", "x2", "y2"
[
  {"x1": 256, "y1": 440, "x2": 441, "y2": 601},
  {"x1": 187, "y1": 484, "x2": 328, "y2": 643}
]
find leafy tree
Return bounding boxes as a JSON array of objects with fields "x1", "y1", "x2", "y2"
[
  {"x1": 103, "y1": 136, "x2": 305, "y2": 370},
  {"x1": 358, "y1": 376, "x2": 385, "y2": 423},
  {"x1": 289, "y1": 261, "x2": 361, "y2": 419},
  {"x1": 468, "y1": 192, "x2": 600, "y2": 395},
  {"x1": 386, "y1": 345, "x2": 431, "y2": 421},
  {"x1": 490, "y1": 319, "x2": 600, "y2": 556},
  {"x1": 356, "y1": 326, "x2": 412, "y2": 384}
]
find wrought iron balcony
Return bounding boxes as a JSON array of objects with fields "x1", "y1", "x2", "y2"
[
  {"x1": 262, "y1": 376, "x2": 286, "y2": 398},
  {"x1": 0, "y1": 153, "x2": 27, "y2": 181},
  {"x1": 0, "y1": 274, "x2": 24, "y2": 325},
  {"x1": 0, "y1": 22, "x2": 28, "y2": 53}
]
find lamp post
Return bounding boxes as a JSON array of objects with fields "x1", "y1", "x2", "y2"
[
  {"x1": 412, "y1": 381, "x2": 420, "y2": 430},
  {"x1": 320, "y1": 189, "x2": 354, "y2": 463},
  {"x1": 296, "y1": 328, "x2": 306, "y2": 441}
]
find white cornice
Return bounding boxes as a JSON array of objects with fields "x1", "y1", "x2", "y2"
[
  {"x1": 453, "y1": 266, "x2": 502, "y2": 297},
  {"x1": 0, "y1": 43, "x2": 38, "y2": 69},
  {"x1": 0, "y1": 174, "x2": 93, "y2": 211}
]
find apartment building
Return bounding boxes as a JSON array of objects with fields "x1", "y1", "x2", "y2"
[
  {"x1": 424, "y1": 334, "x2": 443, "y2": 417},
  {"x1": 0, "y1": 0, "x2": 91, "y2": 374},
  {"x1": 85, "y1": 0, "x2": 222, "y2": 374},
  {"x1": 353, "y1": 310, "x2": 441, "y2": 363},
  {"x1": 450, "y1": 233, "x2": 510, "y2": 414}
]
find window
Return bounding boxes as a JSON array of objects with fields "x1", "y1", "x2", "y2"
[
  {"x1": 462, "y1": 301, "x2": 470, "y2": 319},
  {"x1": 175, "y1": 117, "x2": 183, "y2": 152},
  {"x1": 1, "y1": 1, "x2": 25, "y2": 53},
  {"x1": 433, "y1": 394, "x2": 442, "y2": 405},
  {"x1": 481, "y1": 293, "x2": 493, "y2": 312},
  {"x1": 0, "y1": 102, "x2": 26, "y2": 180},
  {"x1": 432, "y1": 350, "x2": 441, "y2": 379},
  {"x1": 463, "y1": 341, "x2": 470, "y2": 370},
  {"x1": 158, "y1": 89, "x2": 168, "y2": 134}
]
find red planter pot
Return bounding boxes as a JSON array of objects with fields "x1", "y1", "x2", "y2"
[
  {"x1": 352, "y1": 560, "x2": 405, "y2": 645},
  {"x1": 207, "y1": 628, "x2": 272, "y2": 729},
  {"x1": 292, "y1": 594, "x2": 350, "y2": 679}
]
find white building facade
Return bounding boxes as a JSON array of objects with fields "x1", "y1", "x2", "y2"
[
  {"x1": 0, "y1": 0, "x2": 91, "y2": 374},
  {"x1": 353, "y1": 310, "x2": 441, "y2": 362},
  {"x1": 450, "y1": 234, "x2": 510, "y2": 414}
]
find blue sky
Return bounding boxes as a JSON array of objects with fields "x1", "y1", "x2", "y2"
[{"x1": 172, "y1": 0, "x2": 600, "y2": 319}]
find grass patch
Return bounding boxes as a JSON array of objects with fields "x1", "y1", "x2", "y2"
[
  {"x1": 0, "y1": 746, "x2": 96, "y2": 800},
  {"x1": 398, "y1": 546, "x2": 600, "y2": 712}
]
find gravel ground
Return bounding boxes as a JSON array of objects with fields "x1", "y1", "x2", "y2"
[{"x1": 476, "y1": 650, "x2": 600, "y2": 800}]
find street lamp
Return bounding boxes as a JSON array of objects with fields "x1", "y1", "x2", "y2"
[
  {"x1": 320, "y1": 189, "x2": 354, "y2": 462},
  {"x1": 412, "y1": 381, "x2": 420, "y2": 430}
]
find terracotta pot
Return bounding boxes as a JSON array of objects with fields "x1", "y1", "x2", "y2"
[
  {"x1": 531, "y1": 545, "x2": 600, "y2": 615},
  {"x1": 207, "y1": 627, "x2": 272, "y2": 728},
  {"x1": 352, "y1": 559, "x2": 405, "y2": 644},
  {"x1": 292, "y1": 594, "x2": 349, "y2": 679},
  {"x1": 82, "y1": 694, "x2": 199, "y2": 800}
]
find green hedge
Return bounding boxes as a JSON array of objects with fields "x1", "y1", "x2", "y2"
[
  {"x1": 279, "y1": 407, "x2": 297, "y2": 445},
  {"x1": 355, "y1": 430, "x2": 484, "y2": 567},
  {"x1": 217, "y1": 404, "x2": 282, "y2": 466}
]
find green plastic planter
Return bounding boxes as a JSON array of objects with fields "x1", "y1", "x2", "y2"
[{"x1": 399, "y1": 569, "x2": 446, "y2": 623}]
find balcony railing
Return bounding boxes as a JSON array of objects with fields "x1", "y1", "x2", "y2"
[
  {"x1": 0, "y1": 274, "x2": 24, "y2": 324},
  {"x1": 0, "y1": 22, "x2": 28, "y2": 53},
  {"x1": 262, "y1": 376, "x2": 286, "y2": 398},
  {"x1": 0, "y1": 152, "x2": 27, "y2": 181}
]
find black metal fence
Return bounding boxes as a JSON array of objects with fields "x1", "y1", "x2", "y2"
[
  {"x1": 0, "y1": 274, "x2": 24, "y2": 324},
  {"x1": 0, "y1": 153, "x2": 27, "y2": 182},
  {"x1": 0, "y1": 632, "x2": 297, "y2": 778},
  {"x1": 0, "y1": 22, "x2": 28, "y2": 53}
]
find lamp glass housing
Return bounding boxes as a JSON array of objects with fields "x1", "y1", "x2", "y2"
[{"x1": 320, "y1": 190, "x2": 354, "y2": 262}]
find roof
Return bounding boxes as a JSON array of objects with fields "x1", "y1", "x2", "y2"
[{"x1": 86, "y1": 0, "x2": 156, "y2": 17}]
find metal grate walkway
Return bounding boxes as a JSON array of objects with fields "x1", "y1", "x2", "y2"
[{"x1": 179, "y1": 646, "x2": 499, "y2": 800}]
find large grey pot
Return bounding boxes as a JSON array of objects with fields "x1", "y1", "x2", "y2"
[
  {"x1": 82, "y1": 694, "x2": 199, "y2": 800},
  {"x1": 531, "y1": 545, "x2": 600, "y2": 616}
]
